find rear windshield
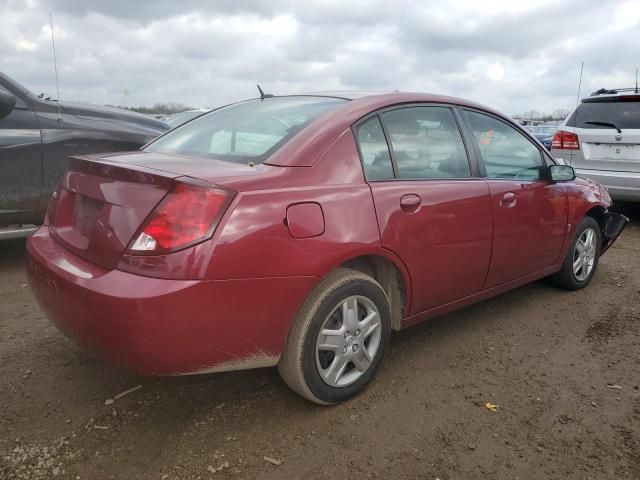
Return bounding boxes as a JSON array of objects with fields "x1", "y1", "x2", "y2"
[
  {"x1": 145, "y1": 96, "x2": 347, "y2": 163},
  {"x1": 566, "y1": 97, "x2": 640, "y2": 129}
]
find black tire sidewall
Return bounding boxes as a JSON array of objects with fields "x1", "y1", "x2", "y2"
[{"x1": 301, "y1": 278, "x2": 391, "y2": 404}]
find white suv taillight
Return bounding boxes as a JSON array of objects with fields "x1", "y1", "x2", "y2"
[
  {"x1": 551, "y1": 130, "x2": 580, "y2": 150},
  {"x1": 127, "y1": 180, "x2": 235, "y2": 254}
]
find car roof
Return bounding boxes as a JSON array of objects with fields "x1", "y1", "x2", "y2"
[
  {"x1": 586, "y1": 87, "x2": 640, "y2": 100},
  {"x1": 294, "y1": 91, "x2": 387, "y2": 100},
  {"x1": 264, "y1": 91, "x2": 512, "y2": 167},
  {"x1": 273, "y1": 91, "x2": 500, "y2": 113}
]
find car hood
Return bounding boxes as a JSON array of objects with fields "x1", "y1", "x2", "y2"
[{"x1": 59, "y1": 100, "x2": 169, "y2": 134}]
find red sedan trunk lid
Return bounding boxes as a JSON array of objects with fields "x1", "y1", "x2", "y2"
[
  {"x1": 48, "y1": 152, "x2": 263, "y2": 270},
  {"x1": 49, "y1": 155, "x2": 177, "y2": 269}
]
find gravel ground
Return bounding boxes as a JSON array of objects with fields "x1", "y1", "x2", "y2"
[{"x1": 1, "y1": 203, "x2": 639, "y2": 480}]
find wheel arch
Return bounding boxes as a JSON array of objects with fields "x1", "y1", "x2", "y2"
[
  {"x1": 584, "y1": 205, "x2": 607, "y2": 246},
  {"x1": 337, "y1": 253, "x2": 410, "y2": 331}
]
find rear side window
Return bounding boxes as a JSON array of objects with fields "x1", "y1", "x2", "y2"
[
  {"x1": 466, "y1": 111, "x2": 544, "y2": 180},
  {"x1": 146, "y1": 96, "x2": 347, "y2": 164},
  {"x1": 355, "y1": 116, "x2": 394, "y2": 180},
  {"x1": 566, "y1": 97, "x2": 640, "y2": 129},
  {"x1": 382, "y1": 107, "x2": 470, "y2": 179}
]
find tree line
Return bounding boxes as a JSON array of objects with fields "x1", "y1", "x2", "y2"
[
  {"x1": 514, "y1": 108, "x2": 571, "y2": 121},
  {"x1": 106, "y1": 102, "x2": 195, "y2": 115}
]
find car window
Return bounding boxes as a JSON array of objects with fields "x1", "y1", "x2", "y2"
[
  {"x1": 381, "y1": 107, "x2": 470, "y2": 179},
  {"x1": 466, "y1": 111, "x2": 544, "y2": 180},
  {"x1": 146, "y1": 96, "x2": 347, "y2": 164},
  {"x1": 566, "y1": 97, "x2": 640, "y2": 130},
  {"x1": 355, "y1": 116, "x2": 394, "y2": 180}
]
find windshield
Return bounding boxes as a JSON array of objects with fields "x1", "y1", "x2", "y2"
[
  {"x1": 146, "y1": 96, "x2": 347, "y2": 163},
  {"x1": 567, "y1": 97, "x2": 640, "y2": 130}
]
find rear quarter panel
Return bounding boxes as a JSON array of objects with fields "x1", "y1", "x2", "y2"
[{"x1": 203, "y1": 129, "x2": 394, "y2": 280}]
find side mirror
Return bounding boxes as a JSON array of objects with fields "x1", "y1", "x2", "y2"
[
  {"x1": 0, "y1": 90, "x2": 17, "y2": 119},
  {"x1": 549, "y1": 164, "x2": 575, "y2": 182}
]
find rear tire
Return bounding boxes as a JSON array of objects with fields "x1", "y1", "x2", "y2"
[
  {"x1": 278, "y1": 268, "x2": 391, "y2": 405},
  {"x1": 548, "y1": 216, "x2": 601, "y2": 290}
]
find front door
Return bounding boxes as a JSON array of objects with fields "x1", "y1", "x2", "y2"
[
  {"x1": 463, "y1": 110, "x2": 567, "y2": 287},
  {"x1": 0, "y1": 81, "x2": 43, "y2": 225},
  {"x1": 354, "y1": 106, "x2": 493, "y2": 315}
]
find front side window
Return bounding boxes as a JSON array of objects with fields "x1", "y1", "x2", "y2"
[
  {"x1": 146, "y1": 96, "x2": 347, "y2": 164},
  {"x1": 382, "y1": 107, "x2": 471, "y2": 179},
  {"x1": 466, "y1": 111, "x2": 544, "y2": 180},
  {"x1": 355, "y1": 116, "x2": 394, "y2": 180}
]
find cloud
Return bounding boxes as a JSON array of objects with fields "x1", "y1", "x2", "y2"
[{"x1": 1, "y1": 0, "x2": 639, "y2": 115}]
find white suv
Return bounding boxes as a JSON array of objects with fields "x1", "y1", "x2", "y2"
[{"x1": 551, "y1": 88, "x2": 640, "y2": 201}]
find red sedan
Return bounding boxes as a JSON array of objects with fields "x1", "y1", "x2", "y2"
[{"x1": 26, "y1": 92, "x2": 628, "y2": 404}]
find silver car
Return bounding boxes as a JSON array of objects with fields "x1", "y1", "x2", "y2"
[{"x1": 550, "y1": 88, "x2": 640, "y2": 201}]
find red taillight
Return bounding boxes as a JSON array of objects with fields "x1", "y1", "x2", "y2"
[
  {"x1": 551, "y1": 130, "x2": 580, "y2": 150},
  {"x1": 127, "y1": 181, "x2": 235, "y2": 254}
]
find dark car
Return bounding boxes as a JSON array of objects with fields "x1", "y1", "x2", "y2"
[
  {"x1": 27, "y1": 92, "x2": 627, "y2": 404},
  {"x1": 0, "y1": 71, "x2": 168, "y2": 238},
  {"x1": 525, "y1": 125, "x2": 557, "y2": 150}
]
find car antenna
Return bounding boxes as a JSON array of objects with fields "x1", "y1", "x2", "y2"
[
  {"x1": 256, "y1": 84, "x2": 274, "y2": 100},
  {"x1": 570, "y1": 61, "x2": 584, "y2": 166},
  {"x1": 635, "y1": 67, "x2": 638, "y2": 94},
  {"x1": 49, "y1": 12, "x2": 62, "y2": 122}
]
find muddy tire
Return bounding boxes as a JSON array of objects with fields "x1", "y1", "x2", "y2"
[
  {"x1": 548, "y1": 216, "x2": 602, "y2": 290},
  {"x1": 278, "y1": 268, "x2": 391, "y2": 405}
]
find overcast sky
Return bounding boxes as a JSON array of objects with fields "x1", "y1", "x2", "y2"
[{"x1": 1, "y1": 0, "x2": 639, "y2": 115}]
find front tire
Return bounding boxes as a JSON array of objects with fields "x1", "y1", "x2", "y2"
[
  {"x1": 278, "y1": 268, "x2": 391, "y2": 405},
  {"x1": 549, "y1": 216, "x2": 601, "y2": 290}
]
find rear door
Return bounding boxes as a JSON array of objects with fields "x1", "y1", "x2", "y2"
[
  {"x1": 355, "y1": 105, "x2": 493, "y2": 315},
  {"x1": 0, "y1": 81, "x2": 43, "y2": 225},
  {"x1": 462, "y1": 109, "x2": 567, "y2": 288}
]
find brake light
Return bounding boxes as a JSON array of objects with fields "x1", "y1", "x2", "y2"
[
  {"x1": 551, "y1": 130, "x2": 580, "y2": 150},
  {"x1": 128, "y1": 181, "x2": 235, "y2": 254}
]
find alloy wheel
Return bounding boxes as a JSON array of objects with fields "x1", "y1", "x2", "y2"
[
  {"x1": 315, "y1": 295, "x2": 382, "y2": 387},
  {"x1": 573, "y1": 227, "x2": 597, "y2": 281}
]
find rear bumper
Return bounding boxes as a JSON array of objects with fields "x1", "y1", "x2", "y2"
[
  {"x1": 26, "y1": 227, "x2": 317, "y2": 375},
  {"x1": 575, "y1": 168, "x2": 640, "y2": 202}
]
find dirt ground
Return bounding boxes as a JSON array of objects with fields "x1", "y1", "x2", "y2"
[{"x1": 1, "y1": 204, "x2": 639, "y2": 480}]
